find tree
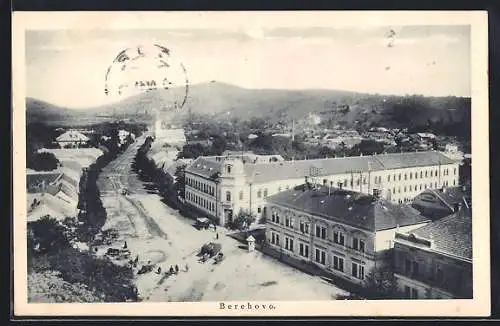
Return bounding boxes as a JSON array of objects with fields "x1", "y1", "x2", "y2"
[
  {"x1": 350, "y1": 139, "x2": 385, "y2": 156},
  {"x1": 363, "y1": 266, "x2": 400, "y2": 299},
  {"x1": 27, "y1": 152, "x2": 61, "y2": 171},
  {"x1": 228, "y1": 211, "x2": 256, "y2": 230},
  {"x1": 174, "y1": 164, "x2": 187, "y2": 198},
  {"x1": 28, "y1": 216, "x2": 71, "y2": 255}
]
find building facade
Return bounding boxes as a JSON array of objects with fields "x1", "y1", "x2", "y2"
[
  {"x1": 184, "y1": 151, "x2": 459, "y2": 226},
  {"x1": 264, "y1": 185, "x2": 429, "y2": 286},
  {"x1": 393, "y1": 208, "x2": 472, "y2": 299}
]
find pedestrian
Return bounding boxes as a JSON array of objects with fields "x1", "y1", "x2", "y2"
[
  {"x1": 175, "y1": 264, "x2": 179, "y2": 273},
  {"x1": 216, "y1": 233, "x2": 219, "y2": 240},
  {"x1": 169, "y1": 265, "x2": 175, "y2": 274},
  {"x1": 214, "y1": 225, "x2": 217, "y2": 232},
  {"x1": 157, "y1": 267, "x2": 162, "y2": 274},
  {"x1": 123, "y1": 241, "x2": 127, "y2": 249}
]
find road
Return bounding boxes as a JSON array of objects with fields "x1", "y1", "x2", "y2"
[{"x1": 95, "y1": 134, "x2": 348, "y2": 302}]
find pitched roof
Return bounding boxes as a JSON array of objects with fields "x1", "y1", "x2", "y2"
[
  {"x1": 412, "y1": 186, "x2": 472, "y2": 220},
  {"x1": 186, "y1": 151, "x2": 456, "y2": 185},
  {"x1": 266, "y1": 185, "x2": 429, "y2": 232},
  {"x1": 185, "y1": 157, "x2": 222, "y2": 179},
  {"x1": 410, "y1": 209, "x2": 472, "y2": 260},
  {"x1": 56, "y1": 130, "x2": 90, "y2": 142}
]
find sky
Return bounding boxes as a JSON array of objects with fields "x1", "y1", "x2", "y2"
[{"x1": 25, "y1": 25, "x2": 471, "y2": 108}]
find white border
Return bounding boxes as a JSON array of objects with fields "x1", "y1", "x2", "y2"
[{"x1": 12, "y1": 11, "x2": 490, "y2": 317}]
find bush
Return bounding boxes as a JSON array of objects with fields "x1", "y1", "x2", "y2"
[
  {"x1": 363, "y1": 266, "x2": 401, "y2": 299},
  {"x1": 228, "y1": 211, "x2": 256, "y2": 230},
  {"x1": 27, "y1": 152, "x2": 61, "y2": 171}
]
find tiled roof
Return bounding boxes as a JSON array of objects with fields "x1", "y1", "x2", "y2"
[
  {"x1": 185, "y1": 157, "x2": 223, "y2": 179},
  {"x1": 412, "y1": 186, "x2": 472, "y2": 220},
  {"x1": 410, "y1": 209, "x2": 472, "y2": 260},
  {"x1": 186, "y1": 151, "x2": 456, "y2": 185},
  {"x1": 266, "y1": 185, "x2": 429, "y2": 232},
  {"x1": 56, "y1": 130, "x2": 90, "y2": 142}
]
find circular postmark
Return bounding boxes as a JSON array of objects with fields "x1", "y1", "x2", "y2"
[{"x1": 104, "y1": 43, "x2": 189, "y2": 112}]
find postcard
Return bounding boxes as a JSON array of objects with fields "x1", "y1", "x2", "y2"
[{"x1": 12, "y1": 11, "x2": 490, "y2": 317}]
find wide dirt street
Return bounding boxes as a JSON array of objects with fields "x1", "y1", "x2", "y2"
[{"x1": 96, "y1": 134, "x2": 348, "y2": 302}]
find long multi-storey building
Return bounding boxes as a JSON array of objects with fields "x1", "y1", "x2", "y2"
[
  {"x1": 264, "y1": 184, "x2": 430, "y2": 285},
  {"x1": 184, "y1": 150, "x2": 459, "y2": 226}
]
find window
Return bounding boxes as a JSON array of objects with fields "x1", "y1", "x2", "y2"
[
  {"x1": 436, "y1": 266, "x2": 443, "y2": 283},
  {"x1": 363, "y1": 177, "x2": 367, "y2": 185},
  {"x1": 353, "y1": 237, "x2": 365, "y2": 253},
  {"x1": 404, "y1": 286, "x2": 411, "y2": 298},
  {"x1": 420, "y1": 171, "x2": 423, "y2": 178},
  {"x1": 264, "y1": 189, "x2": 268, "y2": 198},
  {"x1": 387, "y1": 175, "x2": 391, "y2": 182},
  {"x1": 420, "y1": 184, "x2": 422, "y2": 190},
  {"x1": 404, "y1": 173, "x2": 407, "y2": 180},
  {"x1": 435, "y1": 169, "x2": 438, "y2": 176},
  {"x1": 393, "y1": 187, "x2": 396, "y2": 194},
  {"x1": 299, "y1": 221, "x2": 310, "y2": 234},
  {"x1": 315, "y1": 248, "x2": 326, "y2": 265},
  {"x1": 285, "y1": 237, "x2": 294, "y2": 252},
  {"x1": 285, "y1": 216, "x2": 293, "y2": 228},
  {"x1": 405, "y1": 259, "x2": 411, "y2": 274},
  {"x1": 454, "y1": 168, "x2": 457, "y2": 175},
  {"x1": 227, "y1": 165, "x2": 232, "y2": 173},
  {"x1": 410, "y1": 172, "x2": 413, "y2": 180},
  {"x1": 316, "y1": 225, "x2": 326, "y2": 239},
  {"x1": 411, "y1": 288, "x2": 419, "y2": 299},
  {"x1": 412, "y1": 261, "x2": 419, "y2": 277},
  {"x1": 333, "y1": 230, "x2": 345, "y2": 245},
  {"x1": 404, "y1": 186, "x2": 407, "y2": 193},
  {"x1": 239, "y1": 191, "x2": 244, "y2": 200},
  {"x1": 352, "y1": 262, "x2": 365, "y2": 280},
  {"x1": 299, "y1": 243, "x2": 309, "y2": 258},
  {"x1": 257, "y1": 207, "x2": 261, "y2": 213},
  {"x1": 271, "y1": 232, "x2": 280, "y2": 246},
  {"x1": 271, "y1": 212, "x2": 280, "y2": 224},
  {"x1": 226, "y1": 191, "x2": 231, "y2": 202},
  {"x1": 398, "y1": 174, "x2": 401, "y2": 181},
  {"x1": 425, "y1": 171, "x2": 428, "y2": 177},
  {"x1": 393, "y1": 174, "x2": 396, "y2": 181},
  {"x1": 430, "y1": 170, "x2": 433, "y2": 177},
  {"x1": 398, "y1": 187, "x2": 401, "y2": 193},
  {"x1": 356, "y1": 179, "x2": 360, "y2": 186},
  {"x1": 333, "y1": 255, "x2": 344, "y2": 272},
  {"x1": 453, "y1": 180, "x2": 456, "y2": 186},
  {"x1": 257, "y1": 189, "x2": 262, "y2": 198}
]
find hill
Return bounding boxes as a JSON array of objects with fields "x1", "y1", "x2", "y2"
[{"x1": 26, "y1": 81, "x2": 471, "y2": 136}]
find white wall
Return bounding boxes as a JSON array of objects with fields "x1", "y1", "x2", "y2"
[{"x1": 374, "y1": 222, "x2": 430, "y2": 252}]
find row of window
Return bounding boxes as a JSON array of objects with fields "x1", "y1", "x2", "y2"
[
  {"x1": 269, "y1": 233, "x2": 366, "y2": 280},
  {"x1": 186, "y1": 191, "x2": 216, "y2": 213},
  {"x1": 186, "y1": 177, "x2": 215, "y2": 196},
  {"x1": 269, "y1": 221, "x2": 366, "y2": 253},
  {"x1": 391, "y1": 179, "x2": 455, "y2": 195},
  {"x1": 386, "y1": 167, "x2": 457, "y2": 183}
]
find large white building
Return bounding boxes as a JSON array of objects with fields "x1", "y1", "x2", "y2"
[{"x1": 184, "y1": 151, "x2": 459, "y2": 226}]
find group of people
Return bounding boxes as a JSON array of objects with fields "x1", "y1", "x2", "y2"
[{"x1": 155, "y1": 263, "x2": 189, "y2": 275}]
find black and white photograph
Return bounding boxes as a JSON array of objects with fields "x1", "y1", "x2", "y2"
[{"x1": 12, "y1": 11, "x2": 489, "y2": 317}]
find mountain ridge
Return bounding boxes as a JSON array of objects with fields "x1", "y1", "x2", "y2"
[{"x1": 26, "y1": 81, "x2": 471, "y2": 134}]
